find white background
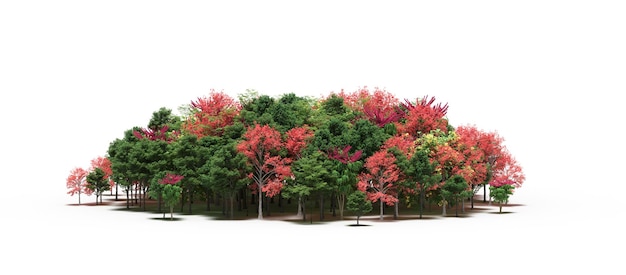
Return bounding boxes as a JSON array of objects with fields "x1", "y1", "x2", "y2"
[{"x1": 1, "y1": 1, "x2": 624, "y2": 274}]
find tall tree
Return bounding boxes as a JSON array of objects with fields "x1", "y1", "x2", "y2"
[
  {"x1": 327, "y1": 145, "x2": 363, "y2": 220},
  {"x1": 207, "y1": 140, "x2": 250, "y2": 219},
  {"x1": 285, "y1": 150, "x2": 331, "y2": 221},
  {"x1": 236, "y1": 124, "x2": 291, "y2": 219},
  {"x1": 66, "y1": 167, "x2": 91, "y2": 204}
]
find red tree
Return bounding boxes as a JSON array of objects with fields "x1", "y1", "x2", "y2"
[
  {"x1": 334, "y1": 86, "x2": 404, "y2": 127},
  {"x1": 400, "y1": 95, "x2": 449, "y2": 138},
  {"x1": 182, "y1": 90, "x2": 241, "y2": 138},
  {"x1": 236, "y1": 124, "x2": 292, "y2": 219},
  {"x1": 357, "y1": 149, "x2": 401, "y2": 220},
  {"x1": 456, "y1": 125, "x2": 525, "y2": 194},
  {"x1": 66, "y1": 167, "x2": 92, "y2": 204},
  {"x1": 285, "y1": 126, "x2": 314, "y2": 159}
]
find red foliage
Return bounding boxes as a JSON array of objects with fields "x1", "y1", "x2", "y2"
[
  {"x1": 334, "y1": 86, "x2": 404, "y2": 127},
  {"x1": 327, "y1": 145, "x2": 363, "y2": 164},
  {"x1": 357, "y1": 150, "x2": 400, "y2": 205},
  {"x1": 90, "y1": 156, "x2": 114, "y2": 188},
  {"x1": 182, "y1": 90, "x2": 241, "y2": 138},
  {"x1": 399, "y1": 95, "x2": 449, "y2": 137},
  {"x1": 382, "y1": 134, "x2": 416, "y2": 159},
  {"x1": 454, "y1": 127, "x2": 489, "y2": 186},
  {"x1": 491, "y1": 151, "x2": 525, "y2": 188},
  {"x1": 159, "y1": 173, "x2": 184, "y2": 185},
  {"x1": 236, "y1": 124, "x2": 291, "y2": 197},
  {"x1": 133, "y1": 125, "x2": 178, "y2": 143},
  {"x1": 66, "y1": 167, "x2": 93, "y2": 197},
  {"x1": 285, "y1": 126, "x2": 314, "y2": 159},
  {"x1": 456, "y1": 125, "x2": 525, "y2": 188}
]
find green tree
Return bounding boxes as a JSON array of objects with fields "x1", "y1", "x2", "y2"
[
  {"x1": 285, "y1": 149, "x2": 332, "y2": 221},
  {"x1": 440, "y1": 175, "x2": 469, "y2": 217},
  {"x1": 86, "y1": 167, "x2": 110, "y2": 205},
  {"x1": 162, "y1": 184, "x2": 183, "y2": 220},
  {"x1": 489, "y1": 184, "x2": 515, "y2": 213},
  {"x1": 346, "y1": 191, "x2": 372, "y2": 225},
  {"x1": 207, "y1": 140, "x2": 250, "y2": 219},
  {"x1": 398, "y1": 148, "x2": 442, "y2": 219}
]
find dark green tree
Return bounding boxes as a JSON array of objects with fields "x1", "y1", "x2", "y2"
[
  {"x1": 440, "y1": 175, "x2": 469, "y2": 217},
  {"x1": 207, "y1": 140, "x2": 250, "y2": 219},
  {"x1": 346, "y1": 191, "x2": 373, "y2": 225},
  {"x1": 86, "y1": 167, "x2": 110, "y2": 205}
]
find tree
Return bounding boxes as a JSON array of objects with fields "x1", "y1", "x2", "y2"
[
  {"x1": 236, "y1": 124, "x2": 291, "y2": 219},
  {"x1": 327, "y1": 145, "x2": 363, "y2": 220},
  {"x1": 156, "y1": 173, "x2": 184, "y2": 220},
  {"x1": 346, "y1": 191, "x2": 372, "y2": 225},
  {"x1": 90, "y1": 156, "x2": 114, "y2": 196},
  {"x1": 207, "y1": 140, "x2": 250, "y2": 219},
  {"x1": 357, "y1": 149, "x2": 400, "y2": 220},
  {"x1": 66, "y1": 167, "x2": 91, "y2": 204},
  {"x1": 489, "y1": 181, "x2": 515, "y2": 213},
  {"x1": 86, "y1": 168, "x2": 110, "y2": 205},
  {"x1": 285, "y1": 150, "x2": 331, "y2": 221},
  {"x1": 181, "y1": 90, "x2": 241, "y2": 138},
  {"x1": 440, "y1": 175, "x2": 469, "y2": 217},
  {"x1": 399, "y1": 148, "x2": 442, "y2": 219},
  {"x1": 399, "y1": 95, "x2": 449, "y2": 138}
]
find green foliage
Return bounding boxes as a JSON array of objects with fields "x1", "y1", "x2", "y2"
[
  {"x1": 441, "y1": 175, "x2": 468, "y2": 207},
  {"x1": 148, "y1": 107, "x2": 181, "y2": 132},
  {"x1": 346, "y1": 191, "x2": 373, "y2": 223},
  {"x1": 86, "y1": 167, "x2": 110, "y2": 201},
  {"x1": 348, "y1": 119, "x2": 389, "y2": 158},
  {"x1": 490, "y1": 184, "x2": 514, "y2": 205},
  {"x1": 285, "y1": 150, "x2": 332, "y2": 199}
]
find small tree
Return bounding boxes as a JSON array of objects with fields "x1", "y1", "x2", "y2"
[
  {"x1": 489, "y1": 182, "x2": 515, "y2": 213},
  {"x1": 346, "y1": 191, "x2": 373, "y2": 225},
  {"x1": 66, "y1": 167, "x2": 92, "y2": 204},
  {"x1": 86, "y1": 168, "x2": 110, "y2": 205},
  {"x1": 162, "y1": 184, "x2": 183, "y2": 220}
]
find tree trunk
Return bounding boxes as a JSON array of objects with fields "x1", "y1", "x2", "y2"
[
  {"x1": 442, "y1": 201, "x2": 447, "y2": 216},
  {"x1": 188, "y1": 188, "x2": 193, "y2": 214},
  {"x1": 394, "y1": 200, "x2": 399, "y2": 220},
  {"x1": 319, "y1": 194, "x2": 324, "y2": 221},
  {"x1": 379, "y1": 199, "x2": 384, "y2": 220},
  {"x1": 78, "y1": 190, "x2": 81, "y2": 205},
  {"x1": 470, "y1": 184, "x2": 474, "y2": 209},
  {"x1": 170, "y1": 205, "x2": 174, "y2": 220},
  {"x1": 419, "y1": 187, "x2": 425, "y2": 219},
  {"x1": 356, "y1": 215, "x2": 360, "y2": 225},
  {"x1": 338, "y1": 194, "x2": 345, "y2": 220},
  {"x1": 483, "y1": 184, "x2": 487, "y2": 202},
  {"x1": 115, "y1": 184, "x2": 119, "y2": 201},
  {"x1": 257, "y1": 186, "x2": 263, "y2": 220},
  {"x1": 296, "y1": 196, "x2": 303, "y2": 217},
  {"x1": 125, "y1": 187, "x2": 130, "y2": 209},
  {"x1": 230, "y1": 193, "x2": 235, "y2": 220},
  {"x1": 499, "y1": 202, "x2": 503, "y2": 213}
]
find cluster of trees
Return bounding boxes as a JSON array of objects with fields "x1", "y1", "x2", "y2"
[{"x1": 67, "y1": 87, "x2": 525, "y2": 221}]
